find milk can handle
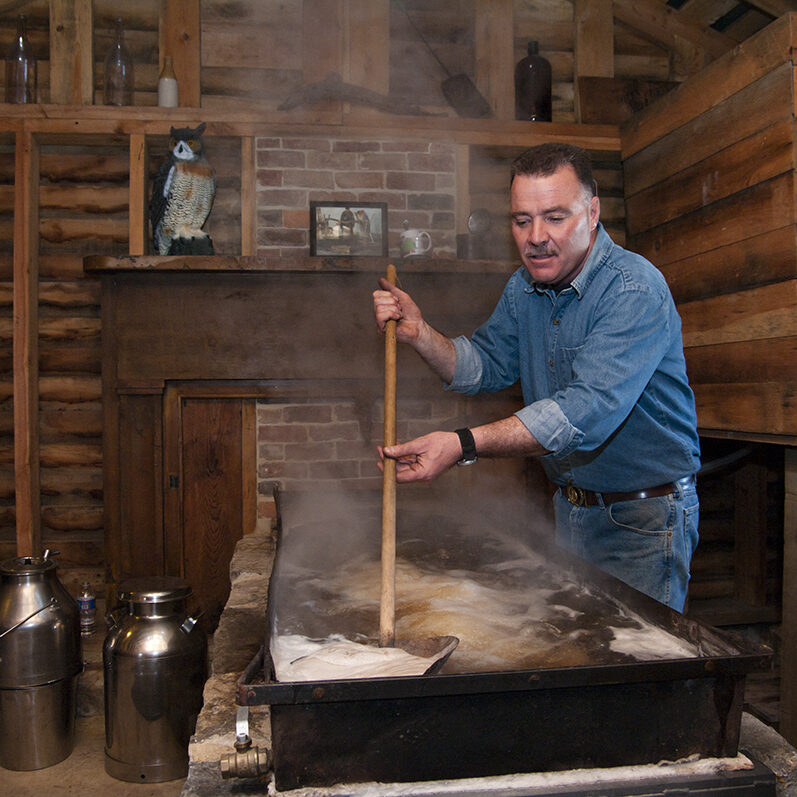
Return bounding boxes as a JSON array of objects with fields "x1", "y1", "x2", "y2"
[{"x1": 0, "y1": 597, "x2": 57, "y2": 639}]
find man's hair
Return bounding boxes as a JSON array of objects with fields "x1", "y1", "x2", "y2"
[{"x1": 511, "y1": 143, "x2": 597, "y2": 198}]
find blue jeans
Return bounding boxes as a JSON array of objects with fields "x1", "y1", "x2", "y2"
[{"x1": 552, "y1": 479, "x2": 699, "y2": 611}]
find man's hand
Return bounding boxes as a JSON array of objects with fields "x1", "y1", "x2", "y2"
[
  {"x1": 372, "y1": 278, "x2": 424, "y2": 345},
  {"x1": 379, "y1": 431, "x2": 462, "y2": 483}
]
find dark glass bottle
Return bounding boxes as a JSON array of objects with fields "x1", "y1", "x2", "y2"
[
  {"x1": 103, "y1": 18, "x2": 134, "y2": 106},
  {"x1": 514, "y1": 41, "x2": 552, "y2": 122},
  {"x1": 5, "y1": 14, "x2": 37, "y2": 104}
]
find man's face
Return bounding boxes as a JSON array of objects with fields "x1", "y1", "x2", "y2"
[{"x1": 510, "y1": 166, "x2": 600, "y2": 287}]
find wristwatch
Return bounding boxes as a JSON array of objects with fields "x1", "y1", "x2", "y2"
[{"x1": 455, "y1": 428, "x2": 478, "y2": 466}]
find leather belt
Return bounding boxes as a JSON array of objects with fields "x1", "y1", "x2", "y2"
[{"x1": 561, "y1": 474, "x2": 696, "y2": 508}]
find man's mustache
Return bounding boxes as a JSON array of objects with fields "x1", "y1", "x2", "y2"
[{"x1": 525, "y1": 246, "x2": 555, "y2": 257}]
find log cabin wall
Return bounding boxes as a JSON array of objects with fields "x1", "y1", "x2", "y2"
[{"x1": 0, "y1": 0, "x2": 789, "y2": 694}]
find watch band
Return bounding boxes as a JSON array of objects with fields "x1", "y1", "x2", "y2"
[{"x1": 455, "y1": 427, "x2": 478, "y2": 466}]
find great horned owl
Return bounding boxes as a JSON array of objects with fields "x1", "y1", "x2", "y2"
[{"x1": 150, "y1": 122, "x2": 216, "y2": 255}]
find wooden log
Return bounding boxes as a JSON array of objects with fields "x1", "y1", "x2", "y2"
[
  {"x1": 623, "y1": 63, "x2": 792, "y2": 199},
  {"x1": 39, "y1": 184, "x2": 129, "y2": 214},
  {"x1": 40, "y1": 254, "x2": 90, "y2": 280},
  {"x1": 240, "y1": 137, "x2": 256, "y2": 256},
  {"x1": 39, "y1": 280, "x2": 101, "y2": 307},
  {"x1": 680, "y1": 280, "x2": 797, "y2": 348},
  {"x1": 40, "y1": 465, "x2": 103, "y2": 498},
  {"x1": 39, "y1": 407, "x2": 103, "y2": 438},
  {"x1": 662, "y1": 226, "x2": 795, "y2": 305},
  {"x1": 38, "y1": 318, "x2": 101, "y2": 343},
  {"x1": 13, "y1": 131, "x2": 40, "y2": 556},
  {"x1": 39, "y1": 345, "x2": 101, "y2": 374},
  {"x1": 629, "y1": 174, "x2": 794, "y2": 268},
  {"x1": 577, "y1": 76, "x2": 679, "y2": 125},
  {"x1": 41, "y1": 505, "x2": 103, "y2": 531},
  {"x1": 39, "y1": 152, "x2": 130, "y2": 183},
  {"x1": 694, "y1": 382, "x2": 797, "y2": 436},
  {"x1": 48, "y1": 0, "x2": 93, "y2": 105},
  {"x1": 40, "y1": 442, "x2": 103, "y2": 467},
  {"x1": 39, "y1": 375, "x2": 101, "y2": 402},
  {"x1": 39, "y1": 217, "x2": 129, "y2": 243},
  {"x1": 622, "y1": 14, "x2": 793, "y2": 158}
]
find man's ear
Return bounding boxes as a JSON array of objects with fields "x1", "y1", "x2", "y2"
[{"x1": 589, "y1": 195, "x2": 600, "y2": 230}]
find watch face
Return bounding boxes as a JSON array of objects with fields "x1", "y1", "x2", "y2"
[{"x1": 467, "y1": 208, "x2": 491, "y2": 235}]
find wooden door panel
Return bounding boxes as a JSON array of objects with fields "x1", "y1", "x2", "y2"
[{"x1": 181, "y1": 398, "x2": 244, "y2": 630}]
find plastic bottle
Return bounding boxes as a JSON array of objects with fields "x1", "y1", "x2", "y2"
[
  {"x1": 158, "y1": 55, "x2": 178, "y2": 107},
  {"x1": 514, "y1": 41, "x2": 552, "y2": 122},
  {"x1": 103, "y1": 18, "x2": 134, "y2": 106},
  {"x1": 5, "y1": 14, "x2": 37, "y2": 104},
  {"x1": 77, "y1": 582, "x2": 96, "y2": 636}
]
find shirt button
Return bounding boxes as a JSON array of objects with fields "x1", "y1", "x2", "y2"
[
  {"x1": 549, "y1": 359, "x2": 554, "y2": 366},
  {"x1": 553, "y1": 319, "x2": 560, "y2": 325}
]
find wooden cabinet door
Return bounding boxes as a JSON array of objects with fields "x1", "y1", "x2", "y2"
[{"x1": 164, "y1": 390, "x2": 256, "y2": 631}]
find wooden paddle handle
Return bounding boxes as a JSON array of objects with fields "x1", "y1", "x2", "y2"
[{"x1": 380, "y1": 263, "x2": 398, "y2": 647}]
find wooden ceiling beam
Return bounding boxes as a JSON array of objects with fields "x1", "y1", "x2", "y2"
[
  {"x1": 745, "y1": 0, "x2": 797, "y2": 16},
  {"x1": 613, "y1": 0, "x2": 737, "y2": 59}
]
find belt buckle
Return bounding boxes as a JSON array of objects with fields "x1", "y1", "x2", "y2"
[{"x1": 564, "y1": 485, "x2": 587, "y2": 507}]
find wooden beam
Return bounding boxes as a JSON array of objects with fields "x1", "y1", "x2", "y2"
[
  {"x1": 746, "y1": 0, "x2": 797, "y2": 15},
  {"x1": 613, "y1": 0, "x2": 736, "y2": 60},
  {"x1": 128, "y1": 133, "x2": 148, "y2": 255},
  {"x1": 240, "y1": 136, "x2": 256, "y2": 256},
  {"x1": 474, "y1": 0, "x2": 515, "y2": 120},
  {"x1": 13, "y1": 131, "x2": 40, "y2": 556},
  {"x1": 781, "y1": 446, "x2": 797, "y2": 745},
  {"x1": 733, "y1": 454, "x2": 770, "y2": 605},
  {"x1": 346, "y1": 0, "x2": 389, "y2": 95},
  {"x1": 162, "y1": 0, "x2": 201, "y2": 108},
  {"x1": 48, "y1": 0, "x2": 94, "y2": 104},
  {"x1": 303, "y1": 0, "x2": 344, "y2": 115},
  {"x1": 574, "y1": 0, "x2": 614, "y2": 121}
]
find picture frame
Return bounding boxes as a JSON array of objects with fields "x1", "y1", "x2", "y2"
[{"x1": 309, "y1": 201, "x2": 388, "y2": 257}]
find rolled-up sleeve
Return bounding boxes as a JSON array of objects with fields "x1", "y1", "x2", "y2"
[{"x1": 515, "y1": 398, "x2": 582, "y2": 456}]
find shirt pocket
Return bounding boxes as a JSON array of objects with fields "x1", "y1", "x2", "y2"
[{"x1": 556, "y1": 344, "x2": 585, "y2": 384}]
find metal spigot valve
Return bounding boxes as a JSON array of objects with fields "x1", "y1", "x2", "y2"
[{"x1": 219, "y1": 706, "x2": 272, "y2": 780}]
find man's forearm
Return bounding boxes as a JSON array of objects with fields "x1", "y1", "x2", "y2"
[
  {"x1": 411, "y1": 322, "x2": 457, "y2": 384},
  {"x1": 470, "y1": 416, "x2": 549, "y2": 458}
]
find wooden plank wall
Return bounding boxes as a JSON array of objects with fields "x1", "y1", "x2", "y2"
[{"x1": 622, "y1": 15, "x2": 797, "y2": 442}]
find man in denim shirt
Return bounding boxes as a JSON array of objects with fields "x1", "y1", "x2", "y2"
[{"x1": 373, "y1": 143, "x2": 700, "y2": 611}]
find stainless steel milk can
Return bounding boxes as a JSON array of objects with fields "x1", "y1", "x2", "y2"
[
  {"x1": 103, "y1": 576, "x2": 207, "y2": 782},
  {"x1": 0, "y1": 552, "x2": 82, "y2": 770}
]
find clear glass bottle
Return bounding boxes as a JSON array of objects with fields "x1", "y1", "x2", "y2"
[
  {"x1": 77, "y1": 581, "x2": 96, "y2": 636},
  {"x1": 103, "y1": 17, "x2": 134, "y2": 106},
  {"x1": 157, "y1": 55, "x2": 178, "y2": 107},
  {"x1": 514, "y1": 41, "x2": 552, "y2": 122},
  {"x1": 5, "y1": 14, "x2": 37, "y2": 104}
]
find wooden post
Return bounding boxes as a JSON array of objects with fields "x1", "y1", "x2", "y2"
[
  {"x1": 733, "y1": 453, "x2": 770, "y2": 606},
  {"x1": 781, "y1": 447, "x2": 797, "y2": 744},
  {"x1": 162, "y1": 0, "x2": 201, "y2": 108},
  {"x1": 49, "y1": 0, "x2": 94, "y2": 104},
  {"x1": 303, "y1": 0, "x2": 344, "y2": 114},
  {"x1": 13, "y1": 132, "x2": 40, "y2": 556},
  {"x1": 240, "y1": 137, "x2": 256, "y2": 256},
  {"x1": 346, "y1": 0, "x2": 389, "y2": 95},
  {"x1": 574, "y1": 0, "x2": 614, "y2": 122},
  {"x1": 129, "y1": 133, "x2": 148, "y2": 255},
  {"x1": 474, "y1": 0, "x2": 514, "y2": 120}
]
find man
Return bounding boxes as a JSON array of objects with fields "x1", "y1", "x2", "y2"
[{"x1": 372, "y1": 143, "x2": 700, "y2": 611}]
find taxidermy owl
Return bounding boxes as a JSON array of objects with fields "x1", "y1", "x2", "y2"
[{"x1": 150, "y1": 122, "x2": 216, "y2": 255}]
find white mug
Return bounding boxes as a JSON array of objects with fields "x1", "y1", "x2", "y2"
[{"x1": 400, "y1": 229, "x2": 432, "y2": 257}]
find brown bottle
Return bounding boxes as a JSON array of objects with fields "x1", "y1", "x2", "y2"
[
  {"x1": 514, "y1": 41, "x2": 551, "y2": 122},
  {"x1": 5, "y1": 14, "x2": 37, "y2": 104}
]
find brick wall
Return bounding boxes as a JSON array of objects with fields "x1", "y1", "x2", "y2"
[{"x1": 255, "y1": 135, "x2": 458, "y2": 259}]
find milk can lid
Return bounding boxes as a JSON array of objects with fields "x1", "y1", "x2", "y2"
[
  {"x1": 118, "y1": 575, "x2": 192, "y2": 603},
  {"x1": 0, "y1": 554, "x2": 57, "y2": 576}
]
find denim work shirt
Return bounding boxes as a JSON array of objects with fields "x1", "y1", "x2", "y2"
[{"x1": 448, "y1": 224, "x2": 701, "y2": 492}]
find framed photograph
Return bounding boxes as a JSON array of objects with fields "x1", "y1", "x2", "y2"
[{"x1": 310, "y1": 201, "x2": 388, "y2": 257}]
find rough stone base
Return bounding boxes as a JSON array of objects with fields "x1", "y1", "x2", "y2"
[{"x1": 183, "y1": 529, "x2": 275, "y2": 796}]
